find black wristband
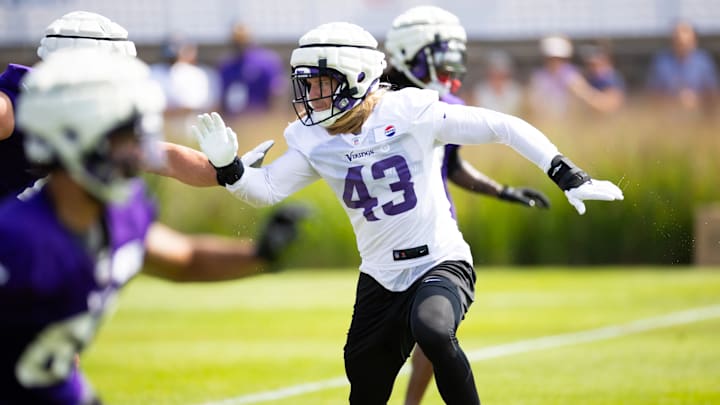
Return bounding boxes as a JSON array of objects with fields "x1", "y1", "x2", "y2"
[
  {"x1": 547, "y1": 155, "x2": 590, "y2": 191},
  {"x1": 498, "y1": 186, "x2": 514, "y2": 201},
  {"x1": 213, "y1": 156, "x2": 244, "y2": 186}
]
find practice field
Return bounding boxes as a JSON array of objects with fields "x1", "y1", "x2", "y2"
[{"x1": 83, "y1": 267, "x2": 720, "y2": 405}]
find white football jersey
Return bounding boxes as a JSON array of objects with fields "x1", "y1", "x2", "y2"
[{"x1": 228, "y1": 87, "x2": 560, "y2": 291}]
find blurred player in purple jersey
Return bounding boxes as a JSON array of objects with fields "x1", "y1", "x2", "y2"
[
  {"x1": 162, "y1": 20, "x2": 623, "y2": 404},
  {"x1": 383, "y1": 7, "x2": 550, "y2": 403},
  {"x1": 217, "y1": 21, "x2": 288, "y2": 116},
  {"x1": 0, "y1": 11, "x2": 137, "y2": 201},
  {"x1": 0, "y1": 49, "x2": 303, "y2": 405}
]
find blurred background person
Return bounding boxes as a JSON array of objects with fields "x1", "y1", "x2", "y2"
[
  {"x1": 150, "y1": 34, "x2": 219, "y2": 117},
  {"x1": 578, "y1": 41, "x2": 626, "y2": 114},
  {"x1": 217, "y1": 22, "x2": 288, "y2": 117},
  {"x1": 527, "y1": 34, "x2": 583, "y2": 119},
  {"x1": 646, "y1": 20, "x2": 719, "y2": 115},
  {"x1": 528, "y1": 34, "x2": 628, "y2": 120},
  {"x1": 472, "y1": 49, "x2": 524, "y2": 115}
]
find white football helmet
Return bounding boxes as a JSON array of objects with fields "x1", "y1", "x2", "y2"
[
  {"x1": 37, "y1": 11, "x2": 136, "y2": 60},
  {"x1": 16, "y1": 49, "x2": 165, "y2": 203},
  {"x1": 385, "y1": 6, "x2": 467, "y2": 96},
  {"x1": 289, "y1": 22, "x2": 386, "y2": 127}
]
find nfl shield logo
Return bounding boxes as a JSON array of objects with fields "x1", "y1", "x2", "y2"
[{"x1": 384, "y1": 125, "x2": 396, "y2": 137}]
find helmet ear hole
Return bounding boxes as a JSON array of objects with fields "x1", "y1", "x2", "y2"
[{"x1": 24, "y1": 136, "x2": 56, "y2": 165}]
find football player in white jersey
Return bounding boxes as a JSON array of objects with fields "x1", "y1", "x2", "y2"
[
  {"x1": 169, "y1": 22, "x2": 623, "y2": 404},
  {"x1": 383, "y1": 6, "x2": 550, "y2": 404}
]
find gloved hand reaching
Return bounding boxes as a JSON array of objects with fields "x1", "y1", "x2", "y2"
[
  {"x1": 547, "y1": 155, "x2": 624, "y2": 215},
  {"x1": 499, "y1": 186, "x2": 550, "y2": 208},
  {"x1": 192, "y1": 112, "x2": 274, "y2": 186},
  {"x1": 256, "y1": 204, "x2": 311, "y2": 266},
  {"x1": 564, "y1": 181, "x2": 623, "y2": 215},
  {"x1": 192, "y1": 112, "x2": 238, "y2": 168}
]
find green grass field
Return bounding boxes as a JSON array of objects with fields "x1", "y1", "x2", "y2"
[{"x1": 83, "y1": 267, "x2": 720, "y2": 405}]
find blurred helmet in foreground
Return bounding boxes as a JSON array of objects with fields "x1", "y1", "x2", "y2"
[{"x1": 17, "y1": 49, "x2": 165, "y2": 203}]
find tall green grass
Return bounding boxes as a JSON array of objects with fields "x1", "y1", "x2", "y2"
[{"x1": 149, "y1": 107, "x2": 720, "y2": 266}]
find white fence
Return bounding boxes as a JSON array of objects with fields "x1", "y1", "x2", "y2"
[{"x1": 2, "y1": 0, "x2": 720, "y2": 45}]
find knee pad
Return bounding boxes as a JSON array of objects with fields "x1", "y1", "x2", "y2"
[{"x1": 411, "y1": 291, "x2": 461, "y2": 358}]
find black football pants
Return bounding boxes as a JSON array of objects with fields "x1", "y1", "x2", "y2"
[{"x1": 343, "y1": 260, "x2": 480, "y2": 405}]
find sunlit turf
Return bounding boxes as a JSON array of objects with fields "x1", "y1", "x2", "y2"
[{"x1": 83, "y1": 267, "x2": 720, "y2": 405}]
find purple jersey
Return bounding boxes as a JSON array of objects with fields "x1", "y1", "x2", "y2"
[
  {"x1": 218, "y1": 46, "x2": 285, "y2": 115},
  {"x1": 0, "y1": 180, "x2": 156, "y2": 404},
  {"x1": 440, "y1": 93, "x2": 466, "y2": 218},
  {"x1": 0, "y1": 64, "x2": 37, "y2": 200}
]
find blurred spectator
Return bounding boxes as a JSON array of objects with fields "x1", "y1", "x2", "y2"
[
  {"x1": 150, "y1": 35, "x2": 219, "y2": 116},
  {"x1": 579, "y1": 42, "x2": 626, "y2": 113},
  {"x1": 217, "y1": 22, "x2": 287, "y2": 116},
  {"x1": 646, "y1": 20, "x2": 719, "y2": 114},
  {"x1": 527, "y1": 34, "x2": 583, "y2": 119},
  {"x1": 472, "y1": 49, "x2": 524, "y2": 115},
  {"x1": 528, "y1": 34, "x2": 626, "y2": 119}
]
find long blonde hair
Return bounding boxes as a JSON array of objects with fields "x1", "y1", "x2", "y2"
[{"x1": 325, "y1": 88, "x2": 388, "y2": 135}]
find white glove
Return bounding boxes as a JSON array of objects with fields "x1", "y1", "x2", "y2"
[
  {"x1": 240, "y1": 140, "x2": 275, "y2": 168},
  {"x1": 191, "y1": 112, "x2": 238, "y2": 167},
  {"x1": 565, "y1": 180, "x2": 624, "y2": 215}
]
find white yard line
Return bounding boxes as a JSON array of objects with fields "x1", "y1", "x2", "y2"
[{"x1": 199, "y1": 304, "x2": 720, "y2": 405}]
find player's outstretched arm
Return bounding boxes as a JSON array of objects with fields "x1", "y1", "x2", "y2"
[
  {"x1": 148, "y1": 141, "x2": 218, "y2": 187},
  {"x1": 148, "y1": 139, "x2": 275, "y2": 187},
  {"x1": 142, "y1": 222, "x2": 262, "y2": 281},
  {"x1": 447, "y1": 147, "x2": 550, "y2": 208},
  {"x1": 434, "y1": 105, "x2": 622, "y2": 214},
  {"x1": 147, "y1": 112, "x2": 274, "y2": 187},
  {"x1": 142, "y1": 205, "x2": 307, "y2": 281}
]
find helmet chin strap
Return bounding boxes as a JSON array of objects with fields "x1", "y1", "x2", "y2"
[{"x1": 313, "y1": 108, "x2": 346, "y2": 127}]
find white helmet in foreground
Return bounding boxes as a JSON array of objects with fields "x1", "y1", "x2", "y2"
[
  {"x1": 290, "y1": 22, "x2": 386, "y2": 127},
  {"x1": 17, "y1": 49, "x2": 165, "y2": 203},
  {"x1": 385, "y1": 6, "x2": 467, "y2": 96},
  {"x1": 37, "y1": 11, "x2": 136, "y2": 60}
]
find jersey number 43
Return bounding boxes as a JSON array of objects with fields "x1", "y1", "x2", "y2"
[{"x1": 342, "y1": 155, "x2": 417, "y2": 221}]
